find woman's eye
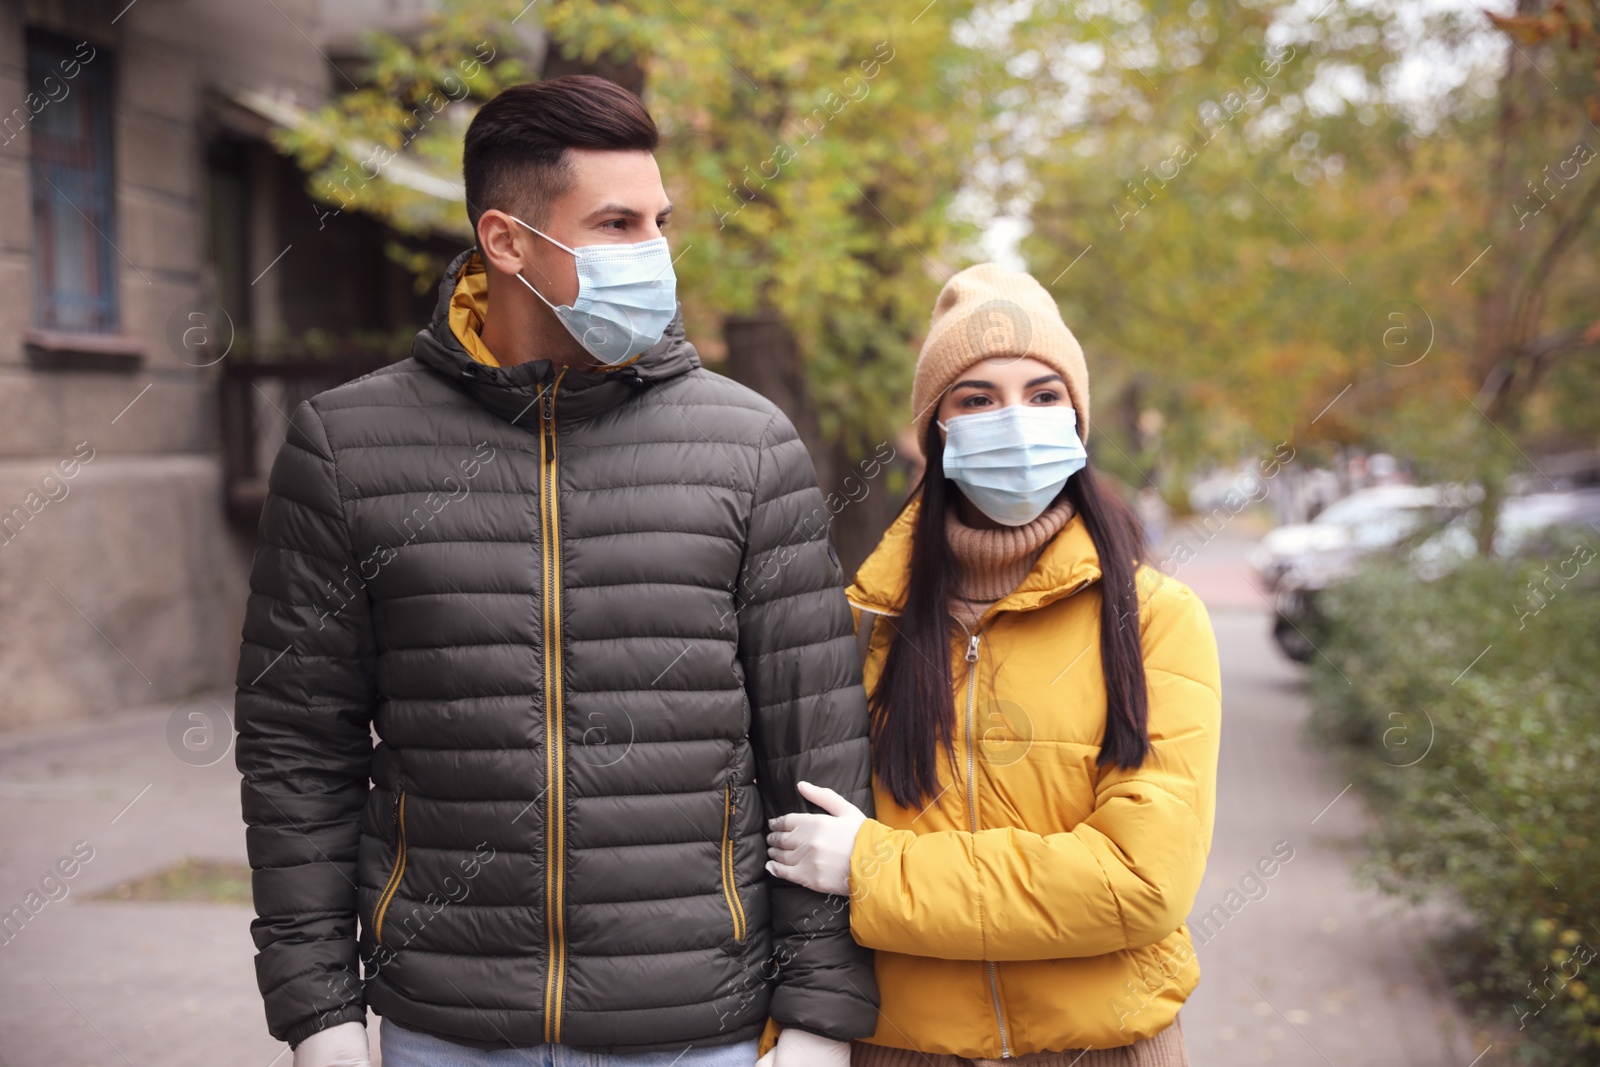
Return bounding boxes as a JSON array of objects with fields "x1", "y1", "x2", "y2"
[
  {"x1": 657, "y1": 218, "x2": 671, "y2": 231},
  {"x1": 962, "y1": 395, "x2": 991, "y2": 408},
  {"x1": 1031, "y1": 391, "x2": 1062, "y2": 404}
]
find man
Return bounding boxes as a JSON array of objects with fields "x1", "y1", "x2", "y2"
[{"x1": 235, "y1": 75, "x2": 876, "y2": 1067}]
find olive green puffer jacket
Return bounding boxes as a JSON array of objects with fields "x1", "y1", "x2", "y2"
[{"x1": 234, "y1": 249, "x2": 878, "y2": 1052}]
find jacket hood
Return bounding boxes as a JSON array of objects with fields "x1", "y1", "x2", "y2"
[
  {"x1": 847, "y1": 496, "x2": 1103, "y2": 617},
  {"x1": 411, "y1": 247, "x2": 700, "y2": 428}
]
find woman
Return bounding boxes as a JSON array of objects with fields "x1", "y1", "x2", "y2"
[{"x1": 760, "y1": 265, "x2": 1221, "y2": 1065}]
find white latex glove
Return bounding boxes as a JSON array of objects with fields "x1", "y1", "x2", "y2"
[
  {"x1": 764, "y1": 780, "x2": 867, "y2": 897},
  {"x1": 292, "y1": 1020, "x2": 372, "y2": 1067},
  {"x1": 754, "y1": 1025, "x2": 852, "y2": 1067}
]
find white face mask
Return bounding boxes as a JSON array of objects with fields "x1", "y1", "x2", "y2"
[
  {"x1": 939, "y1": 405, "x2": 1087, "y2": 526},
  {"x1": 506, "y1": 215, "x2": 679, "y2": 365}
]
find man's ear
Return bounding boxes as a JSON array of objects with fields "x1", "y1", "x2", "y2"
[{"x1": 476, "y1": 210, "x2": 525, "y2": 276}]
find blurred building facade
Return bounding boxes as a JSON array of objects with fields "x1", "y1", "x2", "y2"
[{"x1": 0, "y1": 0, "x2": 461, "y2": 730}]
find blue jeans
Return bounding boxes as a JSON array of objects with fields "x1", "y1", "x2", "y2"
[{"x1": 379, "y1": 1019, "x2": 761, "y2": 1067}]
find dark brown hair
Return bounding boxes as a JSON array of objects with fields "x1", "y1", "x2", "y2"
[
  {"x1": 867, "y1": 419, "x2": 1152, "y2": 808},
  {"x1": 463, "y1": 75, "x2": 659, "y2": 233}
]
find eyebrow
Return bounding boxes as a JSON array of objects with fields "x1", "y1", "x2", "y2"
[
  {"x1": 584, "y1": 202, "x2": 675, "y2": 223},
  {"x1": 951, "y1": 373, "x2": 1065, "y2": 390}
]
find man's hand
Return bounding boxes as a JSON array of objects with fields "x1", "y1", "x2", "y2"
[
  {"x1": 755, "y1": 1025, "x2": 852, "y2": 1067},
  {"x1": 764, "y1": 780, "x2": 868, "y2": 897},
  {"x1": 292, "y1": 1020, "x2": 371, "y2": 1067}
]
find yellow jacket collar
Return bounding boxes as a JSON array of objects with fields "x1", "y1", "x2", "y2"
[
  {"x1": 847, "y1": 495, "x2": 1102, "y2": 617},
  {"x1": 448, "y1": 251, "x2": 499, "y2": 368}
]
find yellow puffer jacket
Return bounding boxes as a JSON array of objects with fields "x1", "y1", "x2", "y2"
[{"x1": 839, "y1": 499, "x2": 1222, "y2": 1058}]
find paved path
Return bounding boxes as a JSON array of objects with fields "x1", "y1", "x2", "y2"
[
  {"x1": 1182, "y1": 607, "x2": 1480, "y2": 1066},
  {"x1": 1169, "y1": 529, "x2": 1483, "y2": 1066},
  {"x1": 0, "y1": 532, "x2": 1483, "y2": 1067},
  {"x1": 0, "y1": 699, "x2": 366, "y2": 1067}
]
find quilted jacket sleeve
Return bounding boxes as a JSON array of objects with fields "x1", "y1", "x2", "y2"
[
  {"x1": 737, "y1": 409, "x2": 880, "y2": 1041},
  {"x1": 235, "y1": 401, "x2": 377, "y2": 1046},
  {"x1": 847, "y1": 578, "x2": 1222, "y2": 961}
]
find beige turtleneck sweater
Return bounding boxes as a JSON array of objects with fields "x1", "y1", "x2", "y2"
[{"x1": 945, "y1": 496, "x2": 1076, "y2": 632}]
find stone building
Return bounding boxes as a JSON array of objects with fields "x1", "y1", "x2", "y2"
[{"x1": 0, "y1": 0, "x2": 465, "y2": 731}]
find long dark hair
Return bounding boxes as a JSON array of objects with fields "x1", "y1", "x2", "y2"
[{"x1": 867, "y1": 418, "x2": 1152, "y2": 808}]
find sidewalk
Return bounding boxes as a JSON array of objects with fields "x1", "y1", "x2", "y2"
[
  {"x1": 0, "y1": 699, "x2": 383, "y2": 1067},
  {"x1": 1182, "y1": 608, "x2": 1480, "y2": 1065},
  {"x1": 1168, "y1": 529, "x2": 1482, "y2": 1066}
]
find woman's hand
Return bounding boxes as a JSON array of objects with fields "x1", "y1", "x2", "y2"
[
  {"x1": 764, "y1": 780, "x2": 867, "y2": 896},
  {"x1": 754, "y1": 1026, "x2": 852, "y2": 1067},
  {"x1": 292, "y1": 1021, "x2": 371, "y2": 1067}
]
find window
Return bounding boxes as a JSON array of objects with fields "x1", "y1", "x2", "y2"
[{"x1": 27, "y1": 30, "x2": 117, "y2": 333}]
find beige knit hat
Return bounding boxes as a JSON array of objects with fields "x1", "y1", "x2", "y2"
[{"x1": 910, "y1": 263, "x2": 1090, "y2": 454}]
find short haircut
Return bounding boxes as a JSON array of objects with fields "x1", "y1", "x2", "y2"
[{"x1": 462, "y1": 75, "x2": 659, "y2": 235}]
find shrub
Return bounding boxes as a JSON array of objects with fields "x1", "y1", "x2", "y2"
[{"x1": 1306, "y1": 535, "x2": 1600, "y2": 1065}]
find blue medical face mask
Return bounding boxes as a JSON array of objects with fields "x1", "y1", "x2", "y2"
[
  {"x1": 507, "y1": 215, "x2": 679, "y2": 365},
  {"x1": 939, "y1": 404, "x2": 1087, "y2": 526}
]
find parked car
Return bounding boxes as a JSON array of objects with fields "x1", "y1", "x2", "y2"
[
  {"x1": 1251, "y1": 484, "x2": 1468, "y2": 593},
  {"x1": 1262, "y1": 486, "x2": 1600, "y2": 662}
]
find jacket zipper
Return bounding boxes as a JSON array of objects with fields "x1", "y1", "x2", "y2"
[
  {"x1": 373, "y1": 788, "x2": 408, "y2": 943},
  {"x1": 540, "y1": 370, "x2": 569, "y2": 1043},
  {"x1": 960, "y1": 627, "x2": 1012, "y2": 1059},
  {"x1": 720, "y1": 783, "x2": 747, "y2": 941}
]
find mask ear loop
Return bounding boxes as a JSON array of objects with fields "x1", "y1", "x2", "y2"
[
  {"x1": 506, "y1": 213, "x2": 578, "y2": 255},
  {"x1": 504, "y1": 213, "x2": 576, "y2": 315},
  {"x1": 932, "y1": 384, "x2": 955, "y2": 434},
  {"x1": 511, "y1": 270, "x2": 561, "y2": 314}
]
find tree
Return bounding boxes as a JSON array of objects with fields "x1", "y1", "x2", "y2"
[
  {"x1": 1013, "y1": 0, "x2": 1600, "y2": 538},
  {"x1": 273, "y1": 7, "x2": 531, "y2": 241},
  {"x1": 1467, "y1": 0, "x2": 1600, "y2": 548}
]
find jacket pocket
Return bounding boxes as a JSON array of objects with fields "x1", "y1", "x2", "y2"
[
  {"x1": 373, "y1": 788, "x2": 408, "y2": 943},
  {"x1": 720, "y1": 784, "x2": 747, "y2": 942}
]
